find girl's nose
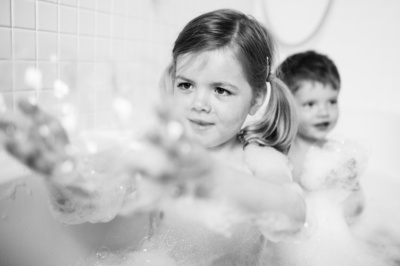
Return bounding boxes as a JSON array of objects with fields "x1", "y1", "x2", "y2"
[{"x1": 192, "y1": 90, "x2": 211, "y2": 113}]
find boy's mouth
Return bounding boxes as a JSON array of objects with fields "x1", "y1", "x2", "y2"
[{"x1": 314, "y1": 122, "x2": 330, "y2": 131}]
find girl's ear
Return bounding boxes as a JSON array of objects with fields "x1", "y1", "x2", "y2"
[{"x1": 249, "y1": 87, "x2": 267, "y2": 115}]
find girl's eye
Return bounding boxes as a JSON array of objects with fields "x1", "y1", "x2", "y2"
[
  {"x1": 177, "y1": 82, "x2": 192, "y2": 90},
  {"x1": 215, "y1": 87, "x2": 230, "y2": 96}
]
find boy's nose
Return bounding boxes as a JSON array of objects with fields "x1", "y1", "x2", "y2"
[{"x1": 317, "y1": 104, "x2": 329, "y2": 116}]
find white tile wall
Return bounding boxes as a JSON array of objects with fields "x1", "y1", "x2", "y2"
[{"x1": 0, "y1": 0, "x2": 254, "y2": 132}]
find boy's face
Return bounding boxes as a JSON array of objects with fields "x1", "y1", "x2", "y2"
[{"x1": 293, "y1": 81, "x2": 339, "y2": 142}]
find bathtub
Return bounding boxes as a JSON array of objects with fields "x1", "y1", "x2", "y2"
[
  {"x1": 0, "y1": 131, "x2": 151, "y2": 266},
  {"x1": 0, "y1": 108, "x2": 399, "y2": 266}
]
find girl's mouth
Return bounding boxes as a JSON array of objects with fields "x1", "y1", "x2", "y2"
[{"x1": 189, "y1": 119, "x2": 214, "y2": 130}]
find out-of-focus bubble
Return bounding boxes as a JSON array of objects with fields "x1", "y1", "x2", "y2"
[
  {"x1": 60, "y1": 160, "x2": 75, "y2": 174},
  {"x1": 28, "y1": 96, "x2": 37, "y2": 106},
  {"x1": 167, "y1": 121, "x2": 184, "y2": 141},
  {"x1": 61, "y1": 103, "x2": 75, "y2": 116},
  {"x1": 50, "y1": 54, "x2": 58, "y2": 62},
  {"x1": 24, "y1": 67, "x2": 42, "y2": 89},
  {"x1": 54, "y1": 80, "x2": 70, "y2": 99},
  {"x1": 61, "y1": 114, "x2": 77, "y2": 133},
  {"x1": 128, "y1": 141, "x2": 146, "y2": 151},
  {"x1": 85, "y1": 141, "x2": 98, "y2": 154},
  {"x1": 112, "y1": 97, "x2": 133, "y2": 121}
]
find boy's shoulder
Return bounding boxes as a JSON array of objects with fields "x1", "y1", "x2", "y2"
[{"x1": 244, "y1": 143, "x2": 293, "y2": 183}]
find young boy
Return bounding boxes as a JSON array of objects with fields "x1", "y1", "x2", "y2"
[{"x1": 276, "y1": 50, "x2": 364, "y2": 224}]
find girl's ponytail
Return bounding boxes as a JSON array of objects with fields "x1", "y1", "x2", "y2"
[{"x1": 240, "y1": 74, "x2": 298, "y2": 154}]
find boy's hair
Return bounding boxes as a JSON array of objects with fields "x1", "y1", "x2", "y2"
[
  {"x1": 276, "y1": 50, "x2": 341, "y2": 93},
  {"x1": 168, "y1": 9, "x2": 297, "y2": 154}
]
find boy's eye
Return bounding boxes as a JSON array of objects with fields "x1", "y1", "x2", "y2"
[
  {"x1": 303, "y1": 102, "x2": 315, "y2": 108},
  {"x1": 177, "y1": 82, "x2": 192, "y2": 90},
  {"x1": 329, "y1": 99, "x2": 338, "y2": 105},
  {"x1": 215, "y1": 87, "x2": 230, "y2": 96}
]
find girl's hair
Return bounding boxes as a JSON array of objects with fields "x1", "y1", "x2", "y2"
[
  {"x1": 170, "y1": 9, "x2": 297, "y2": 154},
  {"x1": 276, "y1": 50, "x2": 341, "y2": 93}
]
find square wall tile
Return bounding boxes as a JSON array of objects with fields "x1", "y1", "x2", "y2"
[
  {"x1": 78, "y1": 37, "x2": 95, "y2": 61},
  {"x1": 77, "y1": 63, "x2": 95, "y2": 90},
  {"x1": 112, "y1": 40, "x2": 125, "y2": 62},
  {"x1": 13, "y1": 0, "x2": 35, "y2": 29},
  {"x1": 112, "y1": 16, "x2": 125, "y2": 39},
  {"x1": 13, "y1": 29, "x2": 36, "y2": 60},
  {"x1": 96, "y1": 13, "x2": 111, "y2": 38},
  {"x1": 60, "y1": 6, "x2": 77, "y2": 34},
  {"x1": 79, "y1": 10, "x2": 95, "y2": 36},
  {"x1": 113, "y1": 0, "x2": 126, "y2": 16},
  {"x1": 38, "y1": 1, "x2": 58, "y2": 32},
  {"x1": 59, "y1": 35, "x2": 77, "y2": 61},
  {"x1": 97, "y1": 0, "x2": 111, "y2": 13},
  {"x1": 0, "y1": 61, "x2": 13, "y2": 91},
  {"x1": 60, "y1": 0, "x2": 77, "y2": 7},
  {"x1": 38, "y1": 32, "x2": 58, "y2": 61},
  {"x1": 80, "y1": 0, "x2": 95, "y2": 10},
  {"x1": 127, "y1": 18, "x2": 142, "y2": 41},
  {"x1": 38, "y1": 62, "x2": 58, "y2": 89},
  {"x1": 96, "y1": 38, "x2": 111, "y2": 62},
  {"x1": 0, "y1": 28, "x2": 12, "y2": 59},
  {"x1": 14, "y1": 62, "x2": 36, "y2": 90},
  {"x1": 0, "y1": 0, "x2": 11, "y2": 26},
  {"x1": 0, "y1": 92, "x2": 13, "y2": 112}
]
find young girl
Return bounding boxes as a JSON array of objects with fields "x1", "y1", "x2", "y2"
[
  {"x1": 0, "y1": 9, "x2": 305, "y2": 266},
  {"x1": 265, "y1": 50, "x2": 396, "y2": 266}
]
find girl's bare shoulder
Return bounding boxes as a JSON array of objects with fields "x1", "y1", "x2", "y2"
[{"x1": 244, "y1": 143, "x2": 293, "y2": 183}]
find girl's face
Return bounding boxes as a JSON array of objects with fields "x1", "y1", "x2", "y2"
[
  {"x1": 173, "y1": 49, "x2": 263, "y2": 149},
  {"x1": 293, "y1": 81, "x2": 339, "y2": 142}
]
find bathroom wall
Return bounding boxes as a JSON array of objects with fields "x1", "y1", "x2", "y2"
[
  {"x1": 0, "y1": 0, "x2": 256, "y2": 182},
  {"x1": 0, "y1": 0, "x2": 255, "y2": 132}
]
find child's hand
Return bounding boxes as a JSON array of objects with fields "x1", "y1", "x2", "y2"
[
  {"x1": 127, "y1": 110, "x2": 214, "y2": 197},
  {"x1": 328, "y1": 158, "x2": 360, "y2": 192},
  {"x1": 0, "y1": 99, "x2": 76, "y2": 179},
  {"x1": 119, "y1": 105, "x2": 216, "y2": 214}
]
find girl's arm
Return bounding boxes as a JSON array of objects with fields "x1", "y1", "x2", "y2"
[{"x1": 218, "y1": 144, "x2": 306, "y2": 237}]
